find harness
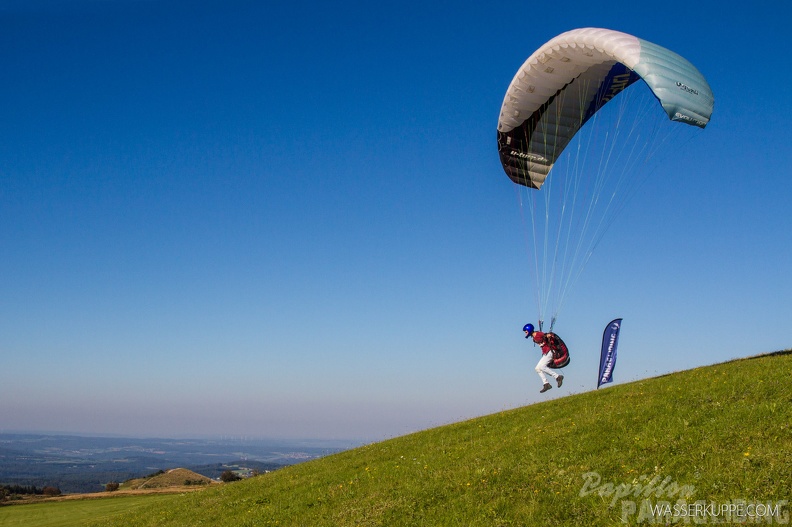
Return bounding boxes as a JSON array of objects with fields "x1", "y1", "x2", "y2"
[{"x1": 545, "y1": 332, "x2": 570, "y2": 369}]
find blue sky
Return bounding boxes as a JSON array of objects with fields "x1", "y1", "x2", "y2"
[{"x1": 1, "y1": 0, "x2": 790, "y2": 442}]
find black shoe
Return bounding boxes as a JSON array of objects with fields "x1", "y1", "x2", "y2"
[
  {"x1": 540, "y1": 383, "x2": 552, "y2": 393},
  {"x1": 557, "y1": 375, "x2": 564, "y2": 388}
]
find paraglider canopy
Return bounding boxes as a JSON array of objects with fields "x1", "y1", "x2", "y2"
[{"x1": 497, "y1": 27, "x2": 714, "y2": 189}]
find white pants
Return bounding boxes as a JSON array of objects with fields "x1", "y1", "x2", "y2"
[{"x1": 535, "y1": 353, "x2": 559, "y2": 384}]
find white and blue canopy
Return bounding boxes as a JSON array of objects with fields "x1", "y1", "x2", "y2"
[{"x1": 497, "y1": 28, "x2": 714, "y2": 189}]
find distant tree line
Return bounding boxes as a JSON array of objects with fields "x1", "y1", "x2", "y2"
[
  {"x1": 1, "y1": 484, "x2": 61, "y2": 499},
  {"x1": 0, "y1": 471, "x2": 141, "y2": 494}
]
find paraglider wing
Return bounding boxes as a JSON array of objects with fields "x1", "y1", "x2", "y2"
[{"x1": 497, "y1": 28, "x2": 714, "y2": 189}]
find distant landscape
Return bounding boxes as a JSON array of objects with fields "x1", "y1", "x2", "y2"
[{"x1": 0, "y1": 434, "x2": 356, "y2": 493}]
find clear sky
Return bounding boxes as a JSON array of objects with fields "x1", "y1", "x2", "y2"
[{"x1": 1, "y1": 0, "x2": 790, "y2": 442}]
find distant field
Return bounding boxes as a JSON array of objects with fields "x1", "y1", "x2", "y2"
[{"x1": 0, "y1": 494, "x2": 178, "y2": 527}]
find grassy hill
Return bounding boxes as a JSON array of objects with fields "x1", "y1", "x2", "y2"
[
  {"x1": 32, "y1": 351, "x2": 792, "y2": 526},
  {"x1": 121, "y1": 468, "x2": 215, "y2": 490}
]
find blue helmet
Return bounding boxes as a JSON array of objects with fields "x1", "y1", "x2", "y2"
[{"x1": 523, "y1": 323, "x2": 535, "y2": 335}]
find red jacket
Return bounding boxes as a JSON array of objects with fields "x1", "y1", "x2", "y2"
[{"x1": 532, "y1": 331, "x2": 552, "y2": 355}]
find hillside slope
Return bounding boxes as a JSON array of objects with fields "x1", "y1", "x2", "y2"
[{"x1": 90, "y1": 351, "x2": 791, "y2": 527}]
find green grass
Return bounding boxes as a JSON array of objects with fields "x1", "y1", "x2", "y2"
[
  {"x1": 14, "y1": 351, "x2": 792, "y2": 526},
  {"x1": 0, "y1": 495, "x2": 177, "y2": 527}
]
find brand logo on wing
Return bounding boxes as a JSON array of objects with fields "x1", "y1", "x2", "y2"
[
  {"x1": 601, "y1": 73, "x2": 634, "y2": 105},
  {"x1": 676, "y1": 82, "x2": 699, "y2": 96},
  {"x1": 510, "y1": 150, "x2": 547, "y2": 163},
  {"x1": 674, "y1": 112, "x2": 707, "y2": 127}
]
